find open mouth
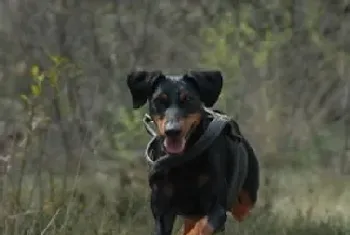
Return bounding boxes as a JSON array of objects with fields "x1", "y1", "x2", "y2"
[
  {"x1": 162, "y1": 124, "x2": 196, "y2": 155},
  {"x1": 164, "y1": 136, "x2": 186, "y2": 154}
]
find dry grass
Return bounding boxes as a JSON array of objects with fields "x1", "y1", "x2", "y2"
[
  {"x1": 264, "y1": 168, "x2": 350, "y2": 223},
  {"x1": 0, "y1": 165, "x2": 349, "y2": 235}
]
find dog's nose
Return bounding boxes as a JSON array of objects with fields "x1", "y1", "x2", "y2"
[{"x1": 164, "y1": 121, "x2": 182, "y2": 137}]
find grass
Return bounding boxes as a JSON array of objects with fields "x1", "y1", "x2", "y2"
[{"x1": 0, "y1": 164, "x2": 349, "y2": 235}]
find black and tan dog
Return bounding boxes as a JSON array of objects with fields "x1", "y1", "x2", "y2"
[{"x1": 127, "y1": 70, "x2": 259, "y2": 235}]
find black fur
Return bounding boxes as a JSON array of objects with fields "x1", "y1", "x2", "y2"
[
  {"x1": 127, "y1": 70, "x2": 164, "y2": 108},
  {"x1": 126, "y1": 70, "x2": 259, "y2": 235},
  {"x1": 185, "y1": 71, "x2": 223, "y2": 107}
]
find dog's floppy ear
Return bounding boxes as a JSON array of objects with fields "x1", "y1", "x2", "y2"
[
  {"x1": 127, "y1": 70, "x2": 163, "y2": 109},
  {"x1": 185, "y1": 70, "x2": 223, "y2": 107}
]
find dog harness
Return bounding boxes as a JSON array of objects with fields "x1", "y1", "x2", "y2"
[
  {"x1": 147, "y1": 111, "x2": 247, "y2": 189},
  {"x1": 143, "y1": 108, "x2": 254, "y2": 221},
  {"x1": 144, "y1": 109, "x2": 239, "y2": 169}
]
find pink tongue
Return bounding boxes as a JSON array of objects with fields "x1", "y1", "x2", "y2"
[{"x1": 164, "y1": 138, "x2": 185, "y2": 154}]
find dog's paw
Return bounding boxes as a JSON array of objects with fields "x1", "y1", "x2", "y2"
[{"x1": 185, "y1": 217, "x2": 214, "y2": 235}]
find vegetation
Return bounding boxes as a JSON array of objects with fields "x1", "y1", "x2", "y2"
[{"x1": 0, "y1": 1, "x2": 350, "y2": 234}]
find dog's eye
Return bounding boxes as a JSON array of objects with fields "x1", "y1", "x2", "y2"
[
  {"x1": 155, "y1": 94, "x2": 169, "y2": 106},
  {"x1": 180, "y1": 93, "x2": 191, "y2": 103}
]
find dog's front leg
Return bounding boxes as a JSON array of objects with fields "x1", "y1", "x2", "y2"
[
  {"x1": 206, "y1": 203, "x2": 227, "y2": 233},
  {"x1": 150, "y1": 183, "x2": 176, "y2": 235},
  {"x1": 185, "y1": 204, "x2": 226, "y2": 235},
  {"x1": 195, "y1": 184, "x2": 227, "y2": 234},
  {"x1": 193, "y1": 140, "x2": 228, "y2": 235}
]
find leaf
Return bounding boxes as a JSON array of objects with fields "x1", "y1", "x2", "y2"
[
  {"x1": 240, "y1": 22, "x2": 256, "y2": 41},
  {"x1": 47, "y1": 68, "x2": 58, "y2": 87},
  {"x1": 31, "y1": 65, "x2": 40, "y2": 77},
  {"x1": 31, "y1": 85, "x2": 41, "y2": 97},
  {"x1": 50, "y1": 55, "x2": 61, "y2": 65},
  {"x1": 36, "y1": 74, "x2": 45, "y2": 82},
  {"x1": 20, "y1": 94, "x2": 28, "y2": 102},
  {"x1": 49, "y1": 73, "x2": 58, "y2": 87}
]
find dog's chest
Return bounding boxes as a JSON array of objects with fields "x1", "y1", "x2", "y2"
[{"x1": 165, "y1": 157, "x2": 214, "y2": 215}]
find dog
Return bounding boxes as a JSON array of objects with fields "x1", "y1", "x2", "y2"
[{"x1": 127, "y1": 70, "x2": 259, "y2": 235}]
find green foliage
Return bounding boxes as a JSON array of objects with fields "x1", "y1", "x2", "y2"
[
  {"x1": 21, "y1": 56, "x2": 70, "y2": 105},
  {"x1": 198, "y1": 4, "x2": 347, "y2": 169},
  {"x1": 199, "y1": 7, "x2": 292, "y2": 112},
  {"x1": 20, "y1": 65, "x2": 45, "y2": 106},
  {"x1": 111, "y1": 106, "x2": 148, "y2": 159}
]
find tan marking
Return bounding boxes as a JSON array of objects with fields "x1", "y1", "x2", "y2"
[
  {"x1": 230, "y1": 190, "x2": 253, "y2": 222},
  {"x1": 181, "y1": 190, "x2": 254, "y2": 234},
  {"x1": 179, "y1": 113, "x2": 202, "y2": 138},
  {"x1": 185, "y1": 217, "x2": 214, "y2": 235},
  {"x1": 181, "y1": 218, "x2": 198, "y2": 235},
  {"x1": 152, "y1": 113, "x2": 201, "y2": 138},
  {"x1": 152, "y1": 115, "x2": 167, "y2": 135}
]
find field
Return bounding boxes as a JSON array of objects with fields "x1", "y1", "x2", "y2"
[
  {"x1": 1, "y1": 1, "x2": 350, "y2": 234},
  {"x1": 1, "y1": 163, "x2": 350, "y2": 235}
]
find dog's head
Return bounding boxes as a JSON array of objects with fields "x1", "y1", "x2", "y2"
[{"x1": 127, "y1": 70, "x2": 223, "y2": 154}]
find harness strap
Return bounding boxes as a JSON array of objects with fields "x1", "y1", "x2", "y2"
[
  {"x1": 225, "y1": 140, "x2": 248, "y2": 209},
  {"x1": 152, "y1": 117, "x2": 229, "y2": 172},
  {"x1": 143, "y1": 109, "x2": 245, "y2": 174}
]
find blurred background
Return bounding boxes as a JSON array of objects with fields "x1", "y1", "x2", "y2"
[{"x1": 0, "y1": 0, "x2": 350, "y2": 234}]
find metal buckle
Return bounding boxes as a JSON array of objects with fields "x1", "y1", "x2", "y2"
[{"x1": 143, "y1": 114, "x2": 157, "y2": 137}]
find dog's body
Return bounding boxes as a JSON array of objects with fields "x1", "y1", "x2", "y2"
[{"x1": 127, "y1": 71, "x2": 259, "y2": 235}]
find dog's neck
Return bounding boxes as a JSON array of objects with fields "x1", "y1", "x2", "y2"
[{"x1": 184, "y1": 110, "x2": 211, "y2": 150}]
